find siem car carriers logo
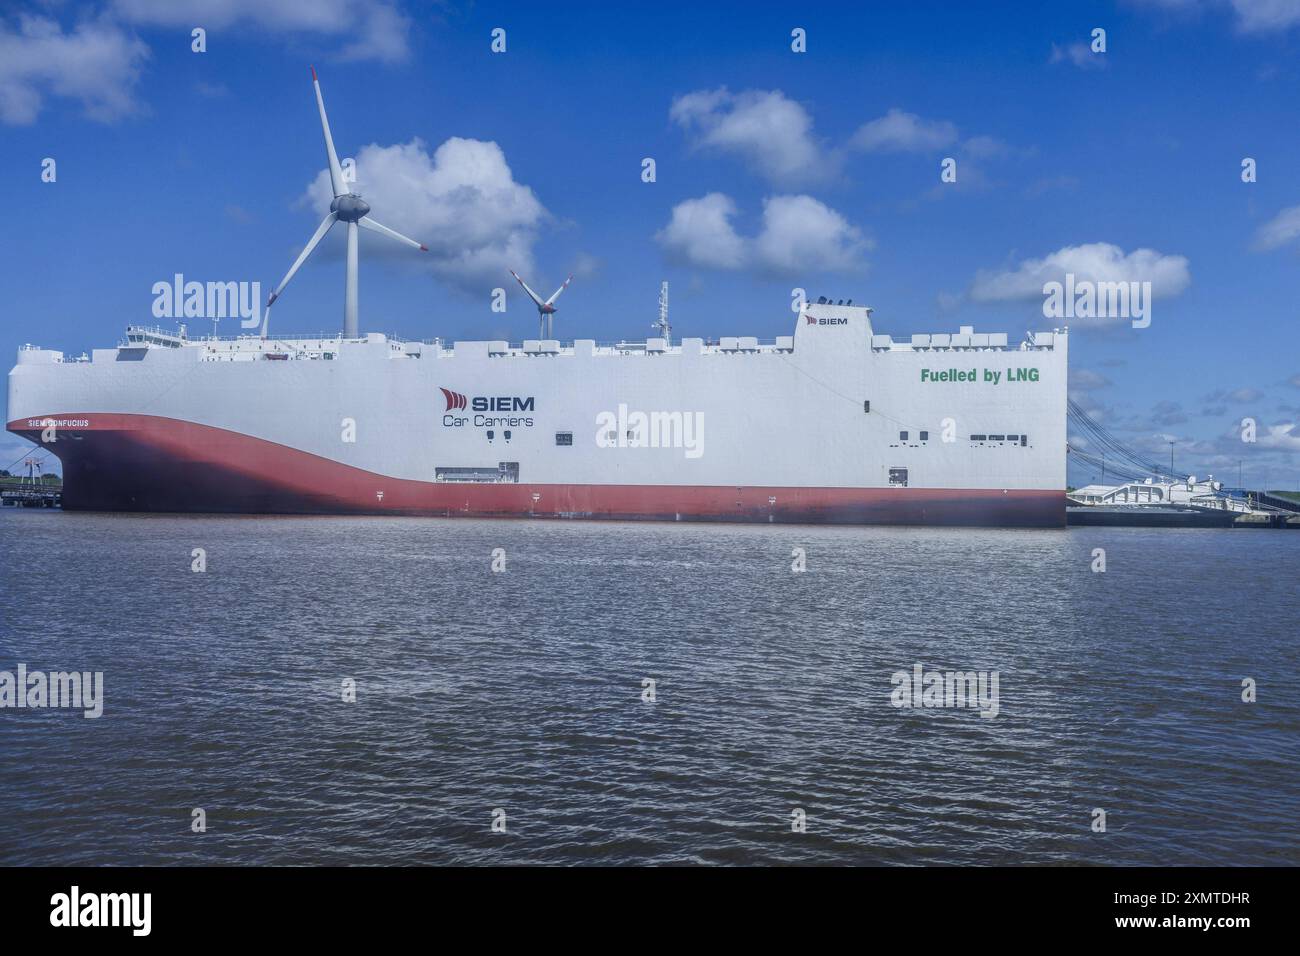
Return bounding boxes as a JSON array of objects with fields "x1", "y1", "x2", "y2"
[
  {"x1": 441, "y1": 388, "x2": 535, "y2": 413},
  {"x1": 806, "y1": 315, "x2": 847, "y2": 326}
]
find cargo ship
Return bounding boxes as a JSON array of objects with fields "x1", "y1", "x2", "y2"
[
  {"x1": 5, "y1": 71, "x2": 1068, "y2": 527},
  {"x1": 6, "y1": 309, "x2": 1067, "y2": 525}
]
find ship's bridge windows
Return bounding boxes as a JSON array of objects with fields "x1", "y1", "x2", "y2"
[
  {"x1": 967, "y1": 433, "x2": 1027, "y2": 445},
  {"x1": 899, "y1": 431, "x2": 908, "y2": 441},
  {"x1": 919, "y1": 431, "x2": 929, "y2": 442},
  {"x1": 888, "y1": 467, "x2": 908, "y2": 487},
  {"x1": 555, "y1": 431, "x2": 573, "y2": 446}
]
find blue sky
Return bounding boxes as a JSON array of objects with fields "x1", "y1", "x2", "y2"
[{"x1": 4, "y1": 0, "x2": 1300, "y2": 488}]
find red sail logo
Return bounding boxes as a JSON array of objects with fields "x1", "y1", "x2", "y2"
[{"x1": 440, "y1": 388, "x2": 467, "y2": 411}]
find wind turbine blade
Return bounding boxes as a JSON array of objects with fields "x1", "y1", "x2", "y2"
[
  {"x1": 266, "y1": 212, "x2": 337, "y2": 306},
  {"x1": 545, "y1": 274, "x2": 574, "y2": 306},
  {"x1": 510, "y1": 270, "x2": 546, "y2": 309},
  {"x1": 359, "y1": 216, "x2": 428, "y2": 251},
  {"x1": 311, "y1": 66, "x2": 348, "y2": 198}
]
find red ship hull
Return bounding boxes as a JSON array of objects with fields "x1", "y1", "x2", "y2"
[{"x1": 9, "y1": 414, "x2": 1066, "y2": 527}]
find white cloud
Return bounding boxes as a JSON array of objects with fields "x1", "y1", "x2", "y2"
[
  {"x1": 1204, "y1": 386, "x2": 1264, "y2": 403},
  {"x1": 850, "y1": 109, "x2": 957, "y2": 153},
  {"x1": 337, "y1": 3, "x2": 408, "y2": 63},
  {"x1": 849, "y1": 111, "x2": 1017, "y2": 198},
  {"x1": 1050, "y1": 41, "x2": 1106, "y2": 69},
  {"x1": 970, "y1": 242, "x2": 1191, "y2": 301},
  {"x1": 0, "y1": 14, "x2": 149, "y2": 124},
  {"x1": 752, "y1": 195, "x2": 869, "y2": 274},
  {"x1": 961, "y1": 135, "x2": 1011, "y2": 159},
  {"x1": 1130, "y1": 0, "x2": 1300, "y2": 33},
  {"x1": 570, "y1": 251, "x2": 602, "y2": 279},
  {"x1": 669, "y1": 87, "x2": 828, "y2": 185},
  {"x1": 1256, "y1": 422, "x2": 1300, "y2": 450},
  {"x1": 1229, "y1": 0, "x2": 1300, "y2": 32},
  {"x1": 1070, "y1": 369, "x2": 1112, "y2": 391},
  {"x1": 655, "y1": 193, "x2": 747, "y2": 270},
  {"x1": 1252, "y1": 204, "x2": 1300, "y2": 250},
  {"x1": 656, "y1": 193, "x2": 867, "y2": 276},
  {"x1": 1148, "y1": 400, "x2": 1189, "y2": 427},
  {"x1": 112, "y1": 0, "x2": 410, "y2": 62},
  {"x1": 302, "y1": 137, "x2": 547, "y2": 292}
]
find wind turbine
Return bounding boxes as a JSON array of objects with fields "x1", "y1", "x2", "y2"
[
  {"x1": 510, "y1": 271, "x2": 573, "y2": 339},
  {"x1": 264, "y1": 67, "x2": 429, "y2": 339}
]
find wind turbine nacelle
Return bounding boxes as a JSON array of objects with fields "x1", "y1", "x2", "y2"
[{"x1": 332, "y1": 194, "x2": 371, "y2": 222}]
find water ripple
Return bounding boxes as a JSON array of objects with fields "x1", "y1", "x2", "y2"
[{"x1": 0, "y1": 512, "x2": 1296, "y2": 865}]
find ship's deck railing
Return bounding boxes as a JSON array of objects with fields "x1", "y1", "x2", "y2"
[
  {"x1": 124, "y1": 324, "x2": 186, "y2": 337},
  {"x1": 215, "y1": 331, "x2": 348, "y2": 343},
  {"x1": 89, "y1": 324, "x2": 1062, "y2": 357}
]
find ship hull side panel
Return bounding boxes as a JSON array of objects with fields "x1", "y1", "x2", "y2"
[{"x1": 8, "y1": 413, "x2": 1064, "y2": 526}]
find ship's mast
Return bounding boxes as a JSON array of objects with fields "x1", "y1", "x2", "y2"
[{"x1": 655, "y1": 281, "x2": 671, "y2": 346}]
